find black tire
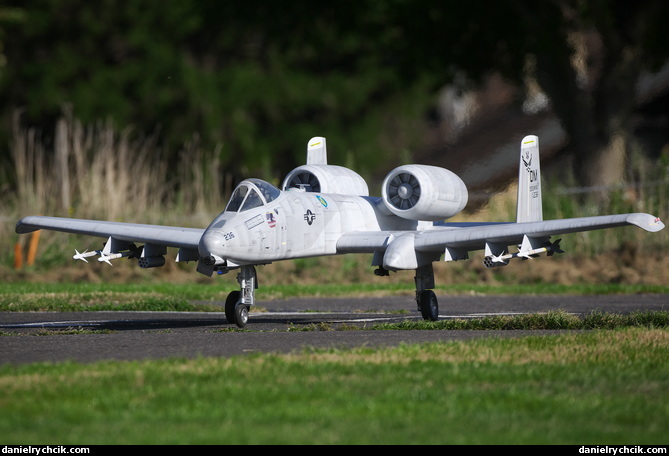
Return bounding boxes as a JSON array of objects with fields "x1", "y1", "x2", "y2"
[
  {"x1": 235, "y1": 303, "x2": 249, "y2": 328},
  {"x1": 419, "y1": 290, "x2": 439, "y2": 321},
  {"x1": 225, "y1": 291, "x2": 240, "y2": 325}
]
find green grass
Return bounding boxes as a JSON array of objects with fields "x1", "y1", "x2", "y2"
[
  {"x1": 371, "y1": 309, "x2": 669, "y2": 330},
  {"x1": 2, "y1": 281, "x2": 668, "y2": 444},
  {"x1": 2, "y1": 281, "x2": 668, "y2": 312},
  {"x1": 1, "y1": 327, "x2": 667, "y2": 444}
]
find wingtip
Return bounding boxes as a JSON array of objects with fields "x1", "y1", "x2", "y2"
[
  {"x1": 651, "y1": 217, "x2": 665, "y2": 232},
  {"x1": 627, "y1": 213, "x2": 665, "y2": 232},
  {"x1": 15, "y1": 217, "x2": 38, "y2": 234}
]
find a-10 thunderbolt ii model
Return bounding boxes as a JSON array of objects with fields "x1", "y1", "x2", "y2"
[{"x1": 16, "y1": 135, "x2": 665, "y2": 327}]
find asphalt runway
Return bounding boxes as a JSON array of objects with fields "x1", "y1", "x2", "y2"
[{"x1": 1, "y1": 294, "x2": 667, "y2": 365}]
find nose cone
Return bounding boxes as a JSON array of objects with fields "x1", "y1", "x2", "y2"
[{"x1": 198, "y1": 230, "x2": 226, "y2": 265}]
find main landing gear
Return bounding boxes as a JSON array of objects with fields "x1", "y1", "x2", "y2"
[
  {"x1": 224, "y1": 264, "x2": 440, "y2": 327},
  {"x1": 415, "y1": 264, "x2": 439, "y2": 321},
  {"x1": 373, "y1": 251, "x2": 440, "y2": 321},
  {"x1": 225, "y1": 266, "x2": 256, "y2": 328}
]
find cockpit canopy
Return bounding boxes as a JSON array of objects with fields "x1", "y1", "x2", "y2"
[{"x1": 225, "y1": 179, "x2": 281, "y2": 212}]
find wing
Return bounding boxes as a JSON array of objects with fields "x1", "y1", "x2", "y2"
[
  {"x1": 16, "y1": 215, "x2": 203, "y2": 252},
  {"x1": 416, "y1": 213, "x2": 663, "y2": 251},
  {"x1": 336, "y1": 213, "x2": 664, "y2": 270}
]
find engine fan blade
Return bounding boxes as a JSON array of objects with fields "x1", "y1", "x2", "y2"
[
  {"x1": 290, "y1": 172, "x2": 320, "y2": 192},
  {"x1": 388, "y1": 173, "x2": 421, "y2": 210}
]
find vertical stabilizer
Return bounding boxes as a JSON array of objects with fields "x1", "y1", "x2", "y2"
[
  {"x1": 306, "y1": 137, "x2": 327, "y2": 165},
  {"x1": 516, "y1": 135, "x2": 542, "y2": 223}
]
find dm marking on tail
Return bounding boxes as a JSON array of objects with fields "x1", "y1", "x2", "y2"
[{"x1": 516, "y1": 135, "x2": 542, "y2": 223}]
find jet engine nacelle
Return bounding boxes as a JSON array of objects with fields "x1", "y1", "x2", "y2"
[
  {"x1": 282, "y1": 164, "x2": 369, "y2": 196},
  {"x1": 381, "y1": 164, "x2": 468, "y2": 221}
]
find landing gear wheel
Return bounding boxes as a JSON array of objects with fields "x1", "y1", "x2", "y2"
[
  {"x1": 225, "y1": 291, "x2": 240, "y2": 325},
  {"x1": 225, "y1": 290, "x2": 249, "y2": 328},
  {"x1": 419, "y1": 290, "x2": 439, "y2": 321},
  {"x1": 235, "y1": 303, "x2": 249, "y2": 328}
]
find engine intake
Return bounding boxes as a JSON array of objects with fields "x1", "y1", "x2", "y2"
[{"x1": 381, "y1": 165, "x2": 468, "y2": 221}]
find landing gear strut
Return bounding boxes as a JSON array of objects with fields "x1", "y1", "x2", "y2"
[
  {"x1": 225, "y1": 266, "x2": 256, "y2": 328},
  {"x1": 415, "y1": 264, "x2": 439, "y2": 321}
]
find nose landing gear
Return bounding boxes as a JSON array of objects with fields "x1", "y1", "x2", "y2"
[{"x1": 224, "y1": 266, "x2": 256, "y2": 328}]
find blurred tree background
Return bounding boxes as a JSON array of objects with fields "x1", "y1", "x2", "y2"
[{"x1": 1, "y1": 0, "x2": 668, "y2": 196}]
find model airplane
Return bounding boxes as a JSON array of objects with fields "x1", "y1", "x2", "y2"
[{"x1": 16, "y1": 135, "x2": 665, "y2": 327}]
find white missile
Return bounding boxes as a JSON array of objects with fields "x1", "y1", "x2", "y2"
[
  {"x1": 484, "y1": 240, "x2": 563, "y2": 268},
  {"x1": 517, "y1": 246, "x2": 552, "y2": 259},
  {"x1": 98, "y1": 251, "x2": 131, "y2": 266},
  {"x1": 73, "y1": 249, "x2": 101, "y2": 263}
]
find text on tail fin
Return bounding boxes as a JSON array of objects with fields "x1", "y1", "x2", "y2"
[{"x1": 516, "y1": 135, "x2": 543, "y2": 223}]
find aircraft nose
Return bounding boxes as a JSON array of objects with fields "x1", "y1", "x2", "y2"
[{"x1": 198, "y1": 230, "x2": 226, "y2": 266}]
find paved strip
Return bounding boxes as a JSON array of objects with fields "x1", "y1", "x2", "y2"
[{"x1": 1, "y1": 294, "x2": 666, "y2": 365}]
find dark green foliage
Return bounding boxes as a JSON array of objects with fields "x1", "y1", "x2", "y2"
[
  {"x1": 0, "y1": 1, "x2": 444, "y2": 179},
  {"x1": 1, "y1": 0, "x2": 667, "y2": 185}
]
